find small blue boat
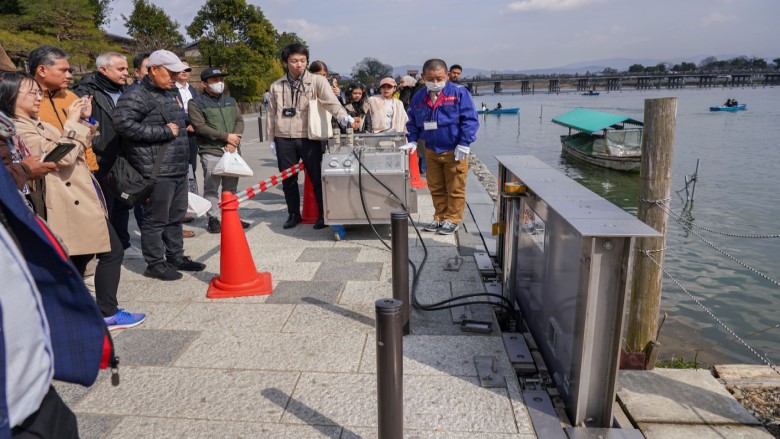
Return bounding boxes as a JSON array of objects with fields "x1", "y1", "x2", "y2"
[
  {"x1": 710, "y1": 104, "x2": 747, "y2": 112},
  {"x1": 581, "y1": 91, "x2": 600, "y2": 96},
  {"x1": 477, "y1": 107, "x2": 519, "y2": 115}
]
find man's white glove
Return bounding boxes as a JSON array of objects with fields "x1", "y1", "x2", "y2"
[
  {"x1": 340, "y1": 115, "x2": 355, "y2": 127},
  {"x1": 454, "y1": 145, "x2": 470, "y2": 161},
  {"x1": 399, "y1": 142, "x2": 417, "y2": 154},
  {"x1": 270, "y1": 141, "x2": 276, "y2": 156}
]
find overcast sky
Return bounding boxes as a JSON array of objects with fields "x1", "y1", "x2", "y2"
[{"x1": 106, "y1": 0, "x2": 779, "y2": 74}]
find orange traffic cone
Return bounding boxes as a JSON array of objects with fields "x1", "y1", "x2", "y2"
[
  {"x1": 409, "y1": 149, "x2": 427, "y2": 189},
  {"x1": 207, "y1": 191, "x2": 272, "y2": 298},
  {"x1": 300, "y1": 172, "x2": 319, "y2": 224}
]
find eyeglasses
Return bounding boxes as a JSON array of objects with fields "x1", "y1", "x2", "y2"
[{"x1": 24, "y1": 90, "x2": 44, "y2": 99}]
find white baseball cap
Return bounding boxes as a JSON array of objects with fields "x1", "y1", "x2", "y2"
[{"x1": 147, "y1": 50, "x2": 188, "y2": 73}]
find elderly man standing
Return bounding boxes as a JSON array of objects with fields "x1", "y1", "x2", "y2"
[
  {"x1": 267, "y1": 43, "x2": 353, "y2": 229},
  {"x1": 73, "y1": 52, "x2": 145, "y2": 259},
  {"x1": 188, "y1": 67, "x2": 247, "y2": 234},
  {"x1": 404, "y1": 59, "x2": 479, "y2": 235},
  {"x1": 29, "y1": 45, "x2": 99, "y2": 173},
  {"x1": 113, "y1": 50, "x2": 205, "y2": 281}
]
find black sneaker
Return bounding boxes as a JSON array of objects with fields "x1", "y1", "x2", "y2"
[
  {"x1": 283, "y1": 213, "x2": 301, "y2": 229},
  {"x1": 240, "y1": 220, "x2": 250, "y2": 229},
  {"x1": 313, "y1": 217, "x2": 327, "y2": 229},
  {"x1": 167, "y1": 256, "x2": 206, "y2": 271},
  {"x1": 423, "y1": 220, "x2": 441, "y2": 232},
  {"x1": 437, "y1": 221, "x2": 460, "y2": 235},
  {"x1": 207, "y1": 217, "x2": 221, "y2": 234},
  {"x1": 143, "y1": 263, "x2": 183, "y2": 281}
]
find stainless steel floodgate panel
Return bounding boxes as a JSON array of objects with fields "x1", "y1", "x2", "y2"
[{"x1": 496, "y1": 155, "x2": 661, "y2": 427}]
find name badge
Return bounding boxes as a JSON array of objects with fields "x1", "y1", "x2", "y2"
[{"x1": 424, "y1": 121, "x2": 438, "y2": 130}]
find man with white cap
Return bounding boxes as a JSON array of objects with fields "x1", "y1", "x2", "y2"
[{"x1": 113, "y1": 49, "x2": 206, "y2": 281}]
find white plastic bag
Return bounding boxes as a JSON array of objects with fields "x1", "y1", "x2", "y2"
[
  {"x1": 308, "y1": 98, "x2": 333, "y2": 140},
  {"x1": 212, "y1": 151, "x2": 253, "y2": 177},
  {"x1": 187, "y1": 192, "x2": 211, "y2": 217}
]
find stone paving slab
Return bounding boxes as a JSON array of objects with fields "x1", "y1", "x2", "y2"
[
  {"x1": 618, "y1": 369, "x2": 762, "y2": 425},
  {"x1": 111, "y1": 329, "x2": 200, "y2": 366},
  {"x1": 638, "y1": 423, "x2": 773, "y2": 439},
  {"x1": 75, "y1": 366, "x2": 300, "y2": 422},
  {"x1": 281, "y1": 373, "x2": 520, "y2": 433},
  {"x1": 314, "y1": 262, "x2": 384, "y2": 281},
  {"x1": 282, "y1": 303, "x2": 375, "y2": 334},
  {"x1": 76, "y1": 413, "x2": 123, "y2": 439},
  {"x1": 163, "y1": 302, "x2": 294, "y2": 332},
  {"x1": 298, "y1": 247, "x2": 362, "y2": 262},
  {"x1": 266, "y1": 280, "x2": 345, "y2": 304},
  {"x1": 106, "y1": 417, "x2": 344, "y2": 439},
  {"x1": 343, "y1": 429, "x2": 535, "y2": 439},
  {"x1": 175, "y1": 331, "x2": 367, "y2": 373},
  {"x1": 358, "y1": 334, "x2": 514, "y2": 378}
]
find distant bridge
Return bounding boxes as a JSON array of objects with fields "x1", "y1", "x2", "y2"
[{"x1": 464, "y1": 72, "x2": 780, "y2": 94}]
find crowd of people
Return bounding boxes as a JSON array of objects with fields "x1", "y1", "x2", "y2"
[{"x1": 1, "y1": 41, "x2": 479, "y2": 435}]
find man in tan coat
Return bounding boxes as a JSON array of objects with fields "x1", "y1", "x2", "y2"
[{"x1": 266, "y1": 43, "x2": 353, "y2": 229}]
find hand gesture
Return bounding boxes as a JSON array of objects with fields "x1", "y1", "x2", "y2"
[
  {"x1": 167, "y1": 122, "x2": 180, "y2": 137},
  {"x1": 226, "y1": 133, "x2": 241, "y2": 146},
  {"x1": 23, "y1": 155, "x2": 57, "y2": 179},
  {"x1": 66, "y1": 97, "x2": 90, "y2": 123}
]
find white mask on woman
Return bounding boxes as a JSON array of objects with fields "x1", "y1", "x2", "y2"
[{"x1": 209, "y1": 81, "x2": 225, "y2": 94}]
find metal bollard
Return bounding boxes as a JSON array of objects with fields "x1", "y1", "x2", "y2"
[
  {"x1": 257, "y1": 115, "x2": 264, "y2": 142},
  {"x1": 391, "y1": 211, "x2": 410, "y2": 335},
  {"x1": 376, "y1": 298, "x2": 403, "y2": 439}
]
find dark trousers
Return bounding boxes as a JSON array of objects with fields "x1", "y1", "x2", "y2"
[
  {"x1": 275, "y1": 137, "x2": 323, "y2": 218},
  {"x1": 141, "y1": 175, "x2": 187, "y2": 267},
  {"x1": 70, "y1": 218, "x2": 123, "y2": 317},
  {"x1": 12, "y1": 387, "x2": 78, "y2": 438},
  {"x1": 98, "y1": 172, "x2": 144, "y2": 249}
]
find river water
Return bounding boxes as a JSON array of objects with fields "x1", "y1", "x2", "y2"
[{"x1": 469, "y1": 86, "x2": 780, "y2": 366}]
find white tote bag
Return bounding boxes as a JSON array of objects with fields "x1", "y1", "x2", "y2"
[
  {"x1": 308, "y1": 98, "x2": 333, "y2": 140},
  {"x1": 212, "y1": 151, "x2": 254, "y2": 177},
  {"x1": 187, "y1": 192, "x2": 212, "y2": 217}
]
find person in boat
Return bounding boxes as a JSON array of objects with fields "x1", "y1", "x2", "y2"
[
  {"x1": 494, "y1": 102, "x2": 502, "y2": 111},
  {"x1": 724, "y1": 98, "x2": 736, "y2": 107},
  {"x1": 481, "y1": 103, "x2": 488, "y2": 112}
]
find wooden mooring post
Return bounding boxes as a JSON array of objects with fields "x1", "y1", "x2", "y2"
[{"x1": 626, "y1": 97, "x2": 677, "y2": 358}]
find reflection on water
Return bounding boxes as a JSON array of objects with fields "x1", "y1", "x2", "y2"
[{"x1": 473, "y1": 87, "x2": 780, "y2": 366}]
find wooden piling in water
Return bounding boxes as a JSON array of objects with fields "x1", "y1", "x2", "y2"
[{"x1": 626, "y1": 97, "x2": 678, "y2": 355}]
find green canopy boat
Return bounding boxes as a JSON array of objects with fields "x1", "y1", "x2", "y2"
[{"x1": 552, "y1": 108, "x2": 644, "y2": 172}]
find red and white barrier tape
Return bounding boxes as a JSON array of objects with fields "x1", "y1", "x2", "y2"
[{"x1": 233, "y1": 162, "x2": 305, "y2": 204}]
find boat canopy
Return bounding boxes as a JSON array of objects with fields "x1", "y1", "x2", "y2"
[{"x1": 552, "y1": 108, "x2": 643, "y2": 134}]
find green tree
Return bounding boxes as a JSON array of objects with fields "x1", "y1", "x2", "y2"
[
  {"x1": 0, "y1": 0, "x2": 119, "y2": 70},
  {"x1": 628, "y1": 64, "x2": 644, "y2": 73},
  {"x1": 276, "y1": 31, "x2": 306, "y2": 56},
  {"x1": 122, "y1": 0, "x2": 184, "y2": 53},
  {"x1": 773, "y1": 58, "x2": 780, "y2": 69},
  {"x1": 90, "y1": 0, "x2": 112, "y2": 28},
  {"x1": 186, "y1": 0, "x2": 283, "y2": 102},
  {"x1": 351, "y1": 57, "x2": 392, "y2": 86},
  {"x1": 655, "y1": 63, "x2": 667, "y2": 73}
]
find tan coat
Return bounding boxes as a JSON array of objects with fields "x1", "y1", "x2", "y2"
[
  {"x1": 266, "y1": 71, "x2": 348, "y2": 140},
  {"x1": 38, "y1": 88, "x2": 99, "y2": 172},
  {"x1": 367, "y1": 96, "x2": 408, "y2": 133},
  {"x1": 14, "y1": 115, "x2": 109, "y2": 256}
]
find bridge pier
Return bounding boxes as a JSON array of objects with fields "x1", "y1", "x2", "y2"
[
  {"x1": 576, "y1": 78, "x2": 590, "y2": 92},
  {"x1": 605, "y1": 77, "x2": 622, "y2": 91},
  {"x1": 493, "y1": 81, "x2": 502, "y2": 93},
  {"x1": 764, "y1": 73, "x2": 780, "y2": 87},
  {"x1": 698, "y1": 75, "x2": 717, "y2": 88},
  {"x1": 667, "y1": 76, "x2": 684, "y2": 89},
  {"x1": 521, "y1": 80, "x2": 531, "y2": 94},
  {"x1": 730, "y1": 74, "x2": 752, "y2": 88},
  {"x1": 548, "y1": 79, "x2": 560, "y2": 93}
]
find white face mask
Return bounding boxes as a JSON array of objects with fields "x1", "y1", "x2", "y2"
[
  {"x1": 425, "y1": 81, "x2": 446, "y2": 93},
  {"x1": 209, "y1": 81, "x2": 225, "y2": 94}
]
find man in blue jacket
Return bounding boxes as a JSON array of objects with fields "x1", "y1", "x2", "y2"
[
  {"x1": 0, "y1": 163, "x2": 109, "y2": 438},
  {"x1": 403, "y1": 59, "x2": 479, "y2": 235}
]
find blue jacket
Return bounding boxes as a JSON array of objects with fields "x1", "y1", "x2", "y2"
[
  {"x1": 406, "y1": 82, "x2": 479, "y2": 153},
  {"x1": 0, "y1": 165, "x2": 106, "y2": 437}
]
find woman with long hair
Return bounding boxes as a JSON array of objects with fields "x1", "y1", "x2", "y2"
[{"x1": 4, "y1": 71, "x2": 145, "y2": 330}]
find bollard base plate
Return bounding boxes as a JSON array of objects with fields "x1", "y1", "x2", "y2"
[{"x1": 207, "y1": 271, "x2": 273, "y2": 298}]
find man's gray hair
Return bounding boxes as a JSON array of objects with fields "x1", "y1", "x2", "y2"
[
  {"x1": 28, "y1": 45, "x2": 68, "y2": 75},
  {"x1": 96, "y1": 52, "x2": 127, "y2": 69}
]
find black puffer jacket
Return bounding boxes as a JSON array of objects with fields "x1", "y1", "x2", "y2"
[
  {"x1": 73, "y1": 73, "x2": 124, "y2": 175},
  {"x1": 113, "y1": 77, "x2": 189, "y2": 178}
]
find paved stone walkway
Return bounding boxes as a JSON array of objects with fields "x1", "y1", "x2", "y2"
[{"x1": 56, "y1": 121, "x2": 536, "y2": 438}]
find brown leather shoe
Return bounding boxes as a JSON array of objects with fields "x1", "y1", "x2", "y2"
[
  {"x1": 182, "y1": 230, "x2": 195, "y2": 238},
  {"x1": 182, "y1": 216, "x2": 195, "y2": 223}
]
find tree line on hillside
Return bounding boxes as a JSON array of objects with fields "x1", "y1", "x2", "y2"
[
  {"x1": 0, "y1": 0, "x2": 308, "y2": 102},
  {"x1": 626, "y1": 55, "x2": 779, "y2": 75}
]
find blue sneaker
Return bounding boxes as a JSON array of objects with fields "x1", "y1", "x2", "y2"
[{"x1": 104, "y1": 308, "x2": 146, "y2": 331}]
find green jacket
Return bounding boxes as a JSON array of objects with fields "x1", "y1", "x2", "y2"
[{"x1": 188, "y1": 91, "x2": 245, "y2": 157}]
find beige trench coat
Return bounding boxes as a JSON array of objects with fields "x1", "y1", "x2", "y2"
[{"x1": 14, "y1": 115, "x2": 110, "y2": 256}]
